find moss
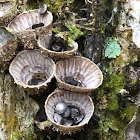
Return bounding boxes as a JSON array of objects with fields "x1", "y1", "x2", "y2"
[
  {"x1": 6, "y1": 115, "x2": 16, "y2": 130},
  {"x1": 0, "y1": 118, "x2": 3, "y2": 125},
  {"x1": 130, "y1": 79, "x2": 137, "y2": 86},
  {"x1": 107, "y1": 97, "x2": 119, "y2": 111},
  {"x1": 67, "y1": 24, "x2": 84, "y2": 46},
  {"x1": 102, "y1": 71, "x2": 125, "y2": 96},
  {"x1": 24, "y1": 132, "x2": 35, "y2": 140},
  {"x1": 6, "y1": 114, "x2": 21, "y2": 140},
  {"x1": 0, "y1": 113, "x2": 5, "y2": 125},
  {"x1": 115, "y1": 55, "x2": 126, "y2": 67},
  {"x1": 95, "y1": 68, "x2": 136, "y2": 139},
  {"x1": 99, "y1": 103, "x2": 136, "y2": 140},
  {"x1": 110, "y1": 103, "x2": 136, "y2": 139},
  {"x1": 26, "y1": 0, "x2": 41, "y2": 10},
  {"x1": 111, "y1": 116, "x2": 127, "y2": 139},
  {"x1": 10, "y1": 129, "x2": 21, "y2": 140},
  {"x1": 95, "y1": 117, "x2": 119, "y2": 140},
  {"x1": 120, "y1": 103, "x2": 136, "y2": 121},
  {"x1": 43, "y1": 0, "x2": 72, "y2": 14},
  {"x1": 96, "y1": 71, "x2": 125, "y2": 99}
]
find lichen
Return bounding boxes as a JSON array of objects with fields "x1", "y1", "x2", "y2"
[
  {"x1": 104, "y1": 37, "x2": 121, "y2": 58},
  {"x1": 0, "y1": 74, "x2": 39, "y2": 139}
]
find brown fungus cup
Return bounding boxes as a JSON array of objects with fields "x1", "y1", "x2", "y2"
[
  {"x1": 0, "y1": 26, "x2": 17, "y2": 71},
  {"x1": 45, "y1": 89, "x2": 94, "y2": 134},
  {"x1": 8, "y1": 9, "x2": 53, "y2": 49},
  {"x1": 37, "y1": 33, "x2": 78, "y2": 60},
  {"x1": 0, "y1": 0, "x2": 18, "y2": 26},
  {"x1": 9, "y1": 50, "x2": 55, "y2": 90},
  {"x1": 55, "y1": 56, "x2": 103, "y2": 93}
]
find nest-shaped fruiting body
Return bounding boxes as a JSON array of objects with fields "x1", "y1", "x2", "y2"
[
  {"x1": 0, "y1": 1, "x2": 19, "y2": 26},
  {"x1": 0, "y1": 26, "x2": 17, "y2": 71},
  {"x1": 55, "y1": 56, "x2": 103, "y2": 93},
  {"x1": 9, "y1": 49, "x2": 55, "y2": 90},
  {"x1": 45, "y1": 89, "x2": 94, "y2": 134},
  {"x1": 8, "y1": 9, "x2": 53, "y2": 49},
  {"x1": 38, "y1": 34, "x2": 78, "y2": 60}
]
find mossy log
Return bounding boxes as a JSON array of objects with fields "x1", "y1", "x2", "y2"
[{"x1": 0, "y1": 0, "x2": 140, "y2": 140}]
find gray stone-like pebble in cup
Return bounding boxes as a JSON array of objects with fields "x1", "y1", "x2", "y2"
[{"x1": 54, "y1": 102, "x2": 84, "y2": 126}]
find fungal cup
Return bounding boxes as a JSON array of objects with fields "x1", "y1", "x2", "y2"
[
  {"x1": 38, "y1": 34, "x2": 78, "y2": 59},
  {"x1": 45, "y1": 90, "x2": 94, "y2": 134},
  {"x1": 55, "y1": 56, "x2": 103, "y2": 93},
  {"x1": 9, "y1": 50, "x2": 55, "y2": 89},
  {"x1": 8, "y1": 9, "x2": 53, "y2": 49}
]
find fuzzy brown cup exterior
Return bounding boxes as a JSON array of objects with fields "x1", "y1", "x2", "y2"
[
  {"x1": 0, "y1": 26, "x2": 17, "y2": 71},
  {"x1": 55, "y1": 56, "x2": 103, "y2": 93},
  {"x1": 45, "y1": 89, "x2": 94, "y2": 134},
  {"x1": 0, "y1": 1, "x2": 19, "y2": 26},
  {"x1": 38, "y1": 34, "x2": 78, "y2": 60},
  {"x1": 8, "y1": 9, "x2": 53, "y2": 49},
  {"x1": 9, "y1": 50, "x2": 55, "y2": 92}
]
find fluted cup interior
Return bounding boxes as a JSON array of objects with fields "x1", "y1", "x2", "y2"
[
  {"x1": 9, "y1": 50, "x2": 55, "y2": 88},
  {"x1": 55, "y1": 56, "x2": 103, "y2": 91},
  {"x1": 45, "y1": 90, "x2": 94, "y2": 134},
  {"x1": 8, "y1": 10, "x2": 53, "y2": 32}
]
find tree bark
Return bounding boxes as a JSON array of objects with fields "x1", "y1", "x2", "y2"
[{"x1": 0, "y1": 73, "x2": 39, "y2": 140}]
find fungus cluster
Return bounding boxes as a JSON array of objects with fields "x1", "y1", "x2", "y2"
[{"x1": 0, "y1": 3, "x2": 103, "y2": 135}]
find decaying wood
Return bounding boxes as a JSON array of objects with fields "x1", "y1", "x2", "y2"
[{"x1": 0, "y1": 73, "x2": 39, "y2": 139}]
